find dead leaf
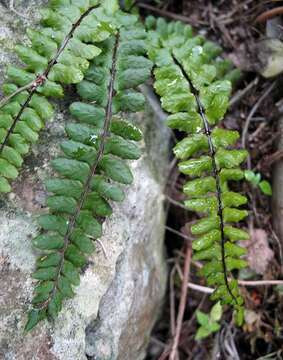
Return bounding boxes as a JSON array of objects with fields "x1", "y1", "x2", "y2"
[{"x1": 241, "y1": 229, "x2": 274, "y2": 274}]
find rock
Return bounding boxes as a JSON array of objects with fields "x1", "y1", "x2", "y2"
[{"x1": 0, "y1": 3, "x2": 169, "y2": 360}]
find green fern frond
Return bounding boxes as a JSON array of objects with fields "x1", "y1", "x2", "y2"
[
  {"x1": 147, "y1": 17, "x2": 248, "y2": 324},
  {"x1": 0, "y1": 0, "x2": 126, "y2": 194},
  {"x1": 25, "y1": 19, "x2": 152, "y2": 331}
]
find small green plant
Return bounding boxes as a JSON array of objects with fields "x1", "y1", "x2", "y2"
[
  {"x1": 195, "y1": 302, "x2": 222, "y2": 340},
  {"x1": 244, "y1": 170, "x2": 272, "y2": 196}
]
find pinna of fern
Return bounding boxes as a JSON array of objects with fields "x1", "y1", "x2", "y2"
[
  {"x1": 146, "y1": 17, "x2": 249, "y2": 324},
  {"x1": 25, "y1": 16, "x2": 153, "y2": 331},
  {"x1": 0, "y1": 0, "x2": 128, "y2": 194}
]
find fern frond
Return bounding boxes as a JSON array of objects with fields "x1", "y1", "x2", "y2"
[
  {"x1": 147, "y1": 17, "x2": 248, "y2": 324},
  {"x1": 25, "y1": 19, "x2": 152, "y2": 331},
  {"x1": 0, "y1": 0, "x2": 125, "y2": 194}
]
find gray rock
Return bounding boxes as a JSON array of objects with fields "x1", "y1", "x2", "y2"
[{"x1": 0, "y1": 4, "x2": 169, "y2": 360}]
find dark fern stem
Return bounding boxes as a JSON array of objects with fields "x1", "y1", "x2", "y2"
[{"x1": 173, "y1": 54, "x2": 237, "y2": 304}]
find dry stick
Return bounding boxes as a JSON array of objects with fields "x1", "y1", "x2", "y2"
[
  {"x1": 165, "y1": 226, "x2": 193, "y2": 242},
  {"x1": 241, "y1": 81, "x2": 276, "y2": 151},
  {"x1": 170, "y1": 266, "x2": 177, "y2": 337},
  {"x1": 255, "y1": 6, "x2": 283, "y2": 23},
  {"x1": 137, "y1": 3, "x2": 197, "y2": 25},
  {"x1": 229, "y1": 77, "x2": 259, "y2": 108},
  {"x1": 187, "y1": 279, "x2": 283, "y2": 295},
  {"x1": 169, "y1": 244, "x2": 192, "y2": 360},
  {"x1": 166, "y1": 195, "x2": 188, "y2": 211},
  {"x1": 270, "y1": 227, "x2": 283, "y2": 275},
  {"x1": 0, "y1": 4, "x2": 99, "y2": 155}
]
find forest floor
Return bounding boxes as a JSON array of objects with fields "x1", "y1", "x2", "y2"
[{"x1": 140, "y1": 1, "x2": 283, "y2": 359}]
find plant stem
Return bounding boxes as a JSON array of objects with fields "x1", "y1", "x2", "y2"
[
  {"x1": 169, "y1": 244, "x2": 192, "y2": 360},
  {"x1": 172, "y1": 54, "x2": 237, "y2": 304}
]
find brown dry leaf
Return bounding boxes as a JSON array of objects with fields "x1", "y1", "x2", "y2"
[{"x1": 241, "y1": 229, "x2": 274, "y2": 274}]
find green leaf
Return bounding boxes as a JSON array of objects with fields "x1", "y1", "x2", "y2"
[
  {"x1": 0, "y1": 159, "x2": 18, "y2": 179},
  {"x1": 65, "y1": 244, "x2": 87, "y2": 267},
  {"x1": 33, "y1": 234, "x2": 64, "y2": 250},
  {"x1": 37, "y1": 253, "x2": 61, "y2": 268},
  {"x1": 58, "y1": 276, "x2": 74, "y2": 298},
  {"x1": 179, "y1": 156, "x2": 212, "y2": 177},
  {"x1": 45, "y1": 178, "x2": 83, "y2": 200},
  {"x1": 32, "y1": 267, "x2": 58, "y2": 281},
  {"x1": 0, "y1": 177, "x2": 11, "y2": 193},
  {"x1": 76, "y1": 210, "x2": 102, "y2": 238},
  {"x1": 69, "y1": 102, "x2": 105, "y2": 128},
  {"x1": 105, "y1": 136, "x2": 141, "y2": 160},
  {"x1": 51, "y1": 158, "x2": 90, "y2": 182},
  {"x1": 91, "y1": 175, "x2": 125, "y2": 202},
  {"x1": 191, "y1": 216, "x2": 220, "y2": 235},
  {"x1": 70, "y1": 228, "x2": 95, "y2": 254},
  {"x1": 210, "y1": 302, "x2": 222, "y2": 322},
  {"x1": 68, "y1": 38, "x2": 101, "y2": 59},
  {"x1": 99, "y1": 155, "x2": 133, "y2": 184},
  {"x1": 259, "y1": 180, "x2": 272, "y2": 196},
  {"x1": 38, "y1": 214, "x2": 68, "y2": 235},
  {"x1": 110, "y1": 119, "x2": 142, "y2": 141},
  {"x1": 47, "y1": 195, "x2": 77, "y2": 214},
  {"x1": 195, "y1": 326, "x2": 211, "y2": 340},
  {"x1": 84, "y1": 192, "x2": 113, "y2": 217},
  {"x1": 62, "y1": 260, "x2": 80, "y2": 286},
  {"x1": 34, "y1": 281, "x2": 54, "y2": 296},
  {"x1": 25, "y1": 310, "x2": 46, "y2": 332},
  {"x1": 196, "y1": 310, "x2": 209, "y2": 326}
]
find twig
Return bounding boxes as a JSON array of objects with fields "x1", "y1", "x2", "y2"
[
  {"x1": 188, "y1": 282, "x2": 214, "y2": 294},
  {"x1": 270, "y1": 227, "x2": 283, "y2": 275},
  {"x1": 0, "y1": 82, "x2": 34, "y2": 109},
  {"x1": 169, "y1": 244, "x2": 192, "y2": 360},
  {"x1": 170, "y1": 266, "x2": 177, "y2": 337},
  {"x1": 255, "y1": 6, "x2": 283, "y2": 23},
  {"x1": 241, "y1": 82, "x2": 276, "y2": 150},
  {"x1": 137, "y1": 3, "x2": 197, "y2": 25},
  {"x1": 229, "y1": 77, "x2": 259, "y2": 108},
  {"x1": 96, "y1": 239, "x2": 109, "y2": 260},
  {"x1": 187, "y1": 279, "x2": 283, "y2": 294},
  {"x1": 239, "y1": 279, "x2": 283, "y2": 286},
  {"x1": 166, "y1": 196, "x2": 188, "y2": 211},
  {"x1": 165, "y1": 226, "x2": 193, "y2": 242}
]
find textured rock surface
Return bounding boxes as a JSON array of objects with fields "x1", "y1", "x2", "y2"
[{"x1": 0, "y1": 3, "x2": 169, "y2": 360}]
